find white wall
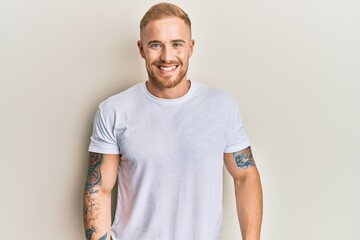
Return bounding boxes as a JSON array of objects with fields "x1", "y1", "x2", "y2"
[{"x1": 1, "y1": 0, "x2": 359, "y2": 239}]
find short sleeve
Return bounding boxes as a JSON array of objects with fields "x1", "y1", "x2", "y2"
[
  {"x1": 224, "y1": 102, "x2": 250, "y2": 153},
  {"x1": 88, "y1": 107, "x2": 120, "y2": 154}
]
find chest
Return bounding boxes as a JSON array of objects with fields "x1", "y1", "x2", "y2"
[{"x1": 118, "y1": 103, "x2": 228, "y2": 169}]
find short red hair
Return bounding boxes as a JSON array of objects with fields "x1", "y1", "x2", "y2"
[{"x1": 140, "y1": 3, "x2": 191, "y2": 33}]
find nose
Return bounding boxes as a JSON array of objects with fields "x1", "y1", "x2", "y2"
[{"x1": 160, "y1": 45, "x2": 174, "y2": 63}]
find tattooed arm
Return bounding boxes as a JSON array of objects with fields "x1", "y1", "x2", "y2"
[
  {"x1": 224, "y1": 146, "x2": 263, "y2": 240},
  {"x1": 83, "y1": 152, "x2": 120, "y2": 240}
]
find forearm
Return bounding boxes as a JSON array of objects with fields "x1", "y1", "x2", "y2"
[
  {"x1": 234, "y1": 170, "x2": 263, "y2": 240},
  {"x1": 83, "y1": 187, "x2": 112, "y2": 240},
  {"x1": 83, "y1": 152, "x2": 118, "y2": 240}
]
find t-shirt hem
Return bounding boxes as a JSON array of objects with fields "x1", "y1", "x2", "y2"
[
  {"x1": 88, "y1": 145, "x2": 120, "y2": 154},
  {"x1": 223, "y1": 141, "x2": 251, "y2": 153}
]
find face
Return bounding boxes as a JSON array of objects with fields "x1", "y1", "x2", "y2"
[{"x1": 138, "y1": 17, "x2": 194, "y2": 89}]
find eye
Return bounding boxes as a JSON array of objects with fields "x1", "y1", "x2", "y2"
[
  {"x1": 150, "y1": 43, "x2": 161, "y2": 49},
  {"x1": 173, "y1": 42, "x2": 183, "y2": 48}
]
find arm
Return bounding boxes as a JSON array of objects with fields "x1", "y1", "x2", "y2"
[
  {"x1": 224, "y1": 146, "x2": 263, "y2": 240},
  {"x1": 83, "y1": 152, "x2": 120, "y2": 240}
]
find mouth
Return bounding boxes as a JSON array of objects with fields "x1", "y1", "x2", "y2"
[{"x1": 156, "y1": 64, "x2": 179, "y2": 72}]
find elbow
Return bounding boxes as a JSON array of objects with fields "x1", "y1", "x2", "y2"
[
  {"x1": 84, "y1": 182, "x2": 112, "y2": 196},
  {"x1": 99, "y1": 186, "x2": 113, "y2": 195},
  {"x1": 94, "y1": 182, "x2": 113, "y2": 195},
  {"x1": 234, "y1": 168, "x2": 261, "y2": 186},
  {"x1": 233, "y1": 173, "x2": 247, "y2": 186}
]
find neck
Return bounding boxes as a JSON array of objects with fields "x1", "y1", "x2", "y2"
[{"x1": 146, "y1": 79, "x2": 191, "y2": 99}]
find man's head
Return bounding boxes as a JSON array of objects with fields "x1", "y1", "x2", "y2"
[
  {"x1": 137, "y1": 3, "x2": 194, "y2": 89},
  {"x1": 139, "y1": 3, "x2": 192, "y2": 39}
]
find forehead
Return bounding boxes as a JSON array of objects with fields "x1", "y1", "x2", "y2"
[{"x1": 141, "y1": 17, "x2": 191, "y2": 41}]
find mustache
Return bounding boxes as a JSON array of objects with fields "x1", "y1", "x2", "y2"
[{"x1": 154, "y1": 60, "x2": 182, "y2": 65}]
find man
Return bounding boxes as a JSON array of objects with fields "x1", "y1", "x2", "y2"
[{"x1": 83, "y1": 3, "x2": 263, "y2": 240}]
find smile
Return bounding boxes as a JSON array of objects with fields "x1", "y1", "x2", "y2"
[{"x1": 157, "y1": 65, "x2": 179, "y2": 72}]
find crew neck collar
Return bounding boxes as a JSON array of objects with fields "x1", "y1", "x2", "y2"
[{"x1": 142, "y1": 80, "x2": 196, "y2": 105}]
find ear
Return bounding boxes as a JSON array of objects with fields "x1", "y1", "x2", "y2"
[
  {"x1": 188, "y1": 39, "x2": 195, "y2": 57},
  {"x1": 137, "y1": 40, "x2": 145, "y2": 59}
]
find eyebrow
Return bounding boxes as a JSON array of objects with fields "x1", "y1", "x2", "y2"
[
  {"x1": 147, "y1": 40, "x2": 161, "y2": 46},
  {"x1": 172, "y1": 39, "x2": 186, "y2": 43},
  {"x1": 147, "y1": 39, "x2": 186, "y2": 46}
]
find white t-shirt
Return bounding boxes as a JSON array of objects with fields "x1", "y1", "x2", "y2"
[{"x1": 88, "y1": 80, "x2": 250, "y2": 240}]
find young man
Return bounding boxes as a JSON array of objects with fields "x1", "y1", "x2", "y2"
[{"x1": 83, "y1": 3, "x2": 263, "y2": 240}]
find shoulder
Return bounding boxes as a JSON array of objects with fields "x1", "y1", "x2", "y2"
[
  {"x1": 98, "y1": 82, "x2": 143, "y2": 113},
  {"x1": 193, "y1": 81, "x2": 238, "y2": 106}
]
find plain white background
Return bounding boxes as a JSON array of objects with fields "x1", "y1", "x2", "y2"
[{"x1": 1, "y1": 0, "x2": 359, "y2": 239}]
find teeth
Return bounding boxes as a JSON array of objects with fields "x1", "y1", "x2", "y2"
[{"x1": 160, "y1": 66, "x2": 177, "y2": 71}]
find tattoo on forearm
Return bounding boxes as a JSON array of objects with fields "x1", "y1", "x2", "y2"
[
  {"x1": 83, "y1": 152, "x2": 104, "y2": 232},
  {"x1": 85, "y1": 225, "x2": 108, "y2": 240},
  {"x1": 83, "y1": 190, "x2": 100, "y2": 223},
  {"x1": 86, "y1": 225, "x2": 97, "y2": 240},
  {"x1": 233, "y1": 146, "x2": 255, "y2": 169},
  {"x1": 99, "y1": 233, "x2": 108, "y2": 240}
]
